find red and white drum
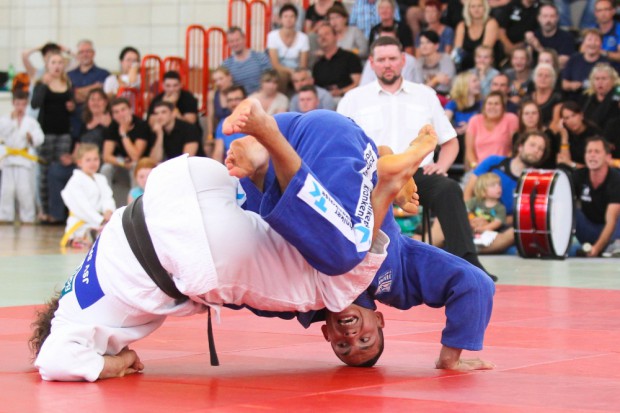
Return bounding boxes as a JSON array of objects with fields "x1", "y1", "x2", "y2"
[{"x1": 514, "y1": 169, "x2": 574, "y2": 259}]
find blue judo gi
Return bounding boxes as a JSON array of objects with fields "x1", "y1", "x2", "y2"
[{"x1": 233, "y1": 110, "x2": 495, "y2": 351}]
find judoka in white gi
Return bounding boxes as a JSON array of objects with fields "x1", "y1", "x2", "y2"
[
  {"x1": 30, "y1": 100, "x2": 433, "y2": 382},
  {"x1": 0, "y1": 90, "x2": 44, "y2": 223},
  {"x1": 31, "y1": 155, "x2": 396, "y2": 381},
  {"x1": 60, "y1": 143, "x2": 116, "y2": 248}
]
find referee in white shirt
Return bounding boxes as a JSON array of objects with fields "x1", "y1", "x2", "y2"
[{"x1": 338, "y1": 36, "x2": 497, "y2": 282}]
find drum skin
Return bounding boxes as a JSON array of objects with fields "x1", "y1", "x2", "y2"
[{"x1": 514, "y1": 169, "x2": 574, "y2": 259}]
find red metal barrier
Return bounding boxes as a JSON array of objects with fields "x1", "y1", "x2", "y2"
[
  {"x1": 116, "y1": 86, "x2": 143, "y2": 118},
  {"x1": 249, "y1": 0, "x2": 270, "y2": 51},
  {"x1": 140, "y1": 54, "x2": 163, "y2": 117},
  {"x1": 163, "y1": 56, "x2": 189, "y2": 88},
  {"x1": 185, "y1": 25, "x2": 209, "y2": 113},
  {"x1": 206, "y1": 27, "x2": 229, "y2": 71},
  {"x1": 228, "y1": 0, "x2": 251, "y2": 46}
]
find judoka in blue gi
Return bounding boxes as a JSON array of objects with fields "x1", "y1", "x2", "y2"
[{"x1": 224, "y1": 98, "x2": 496, "y2": 371}]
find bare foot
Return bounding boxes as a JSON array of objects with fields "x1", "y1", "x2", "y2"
[
  {"x1": 435, "y1": 357, "x2": 496, "y2": 371},
  {"x1": 394, "y1": 177, "x2": 419, "y2": 215},
  {"x1": 225, "y1": 136, "x2": 270, "y2": 188},
  {"x1": 222, "y1": 98, "x2": 278, "y2": 141},
  {"x1": 375, "y1": 124, "x2": 438, "y2": 204}
]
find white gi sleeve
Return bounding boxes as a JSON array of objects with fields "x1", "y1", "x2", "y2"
[
  {"x1": 35, "y1": 323, "x2": 106, "y2": 382},
  {"x1": 25, "y1": 117, "x2": 45, "y2": 147},
  {"x1": 95, "y1": 173, "x2": 116, "y2": 213}
]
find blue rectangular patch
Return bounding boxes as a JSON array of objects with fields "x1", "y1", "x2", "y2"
[{"x1": 74, "y1": 238, "x2": 105, "y2": 309}]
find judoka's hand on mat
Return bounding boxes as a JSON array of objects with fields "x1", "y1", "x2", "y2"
[
  {"x1": 99, "y1": 347, "x2": 144, "y2": 379},
  {"x1": 435, "y1": 345, "x2": 495, "y2": 372}
]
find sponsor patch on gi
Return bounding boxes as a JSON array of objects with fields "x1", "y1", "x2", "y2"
[
  {"x1": 376, "y1": 271, "x2": 392, "y2": 294},
  {"x1": 236, "y1": 182, "x2": 247, "y2": 206},
  {"x1": 359, "y1": 143, "x2": 378, "y2": 180},
  {"x1": 297, "y1": 174, "x2": 361, "y2": 247},
  {"x1": 74, "y1": 238, "x2": 105, "y2": 309}
]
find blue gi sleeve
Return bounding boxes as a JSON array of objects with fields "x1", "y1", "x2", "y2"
[{"x1": 373, "y1": 237, "x2": 495, "y2": 351}]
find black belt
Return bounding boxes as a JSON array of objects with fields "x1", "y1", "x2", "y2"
[{"x1": 122, "y1": 196, "x2": 219, "y2": 366}]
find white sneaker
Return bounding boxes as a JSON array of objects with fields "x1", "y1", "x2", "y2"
[{"x1": 602, "y1": 239, "x2": 620, "y2": 258}]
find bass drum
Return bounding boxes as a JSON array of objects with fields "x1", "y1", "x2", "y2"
[{"x1": 514, "y1": 169, "x2": 574, "y2": 259}]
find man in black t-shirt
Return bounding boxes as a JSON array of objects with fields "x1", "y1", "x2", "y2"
[
  {"x1": 497, "y1": 0, "x2": 540, "y2": 56},
  {"x1": 147, "y1": 70, "x2": 201, "y2": 133},
  {"x1": 101, "y1": 97, "x2": 153, "y2": 187},
  {"x1": 524, "y1": 3, "x2": 575, "y2": 69},
  {"x1": 572, "y1": 136, "x2": 620, "y2": 257},
  {"x1": 312, "y1": 23, "x2": 362, "y2": 99},
  {"x1": 150, "y1": 101, "x2": 204, "y2": 161}
]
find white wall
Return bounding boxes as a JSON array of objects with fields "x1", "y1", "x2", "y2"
[{"x1": 1, "y1": 0, "x2": 230, "y2": 75}]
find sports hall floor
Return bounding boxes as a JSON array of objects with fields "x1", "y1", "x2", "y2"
[{"x1": 1, "y1": 224, "x2": 618, "y2": 413}]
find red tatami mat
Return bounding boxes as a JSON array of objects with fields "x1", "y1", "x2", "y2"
[{"x1": 1, "y1": 285, "x2": 619, "y2": 413}]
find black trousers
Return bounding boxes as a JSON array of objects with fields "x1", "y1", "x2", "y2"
[{"x1": 414, "y1": 170, "x2": 477, "y2": 259}]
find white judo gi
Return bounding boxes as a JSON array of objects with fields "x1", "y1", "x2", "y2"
[
  {"x1": 0, "y1": 114, "x2": 44, "y2": 222},
  {"x1": 35, "y1": 155, "x2": 388, "y2": 381},
  {"x1": 60, "y1": 169, "x2": 116, "y2": 244}
]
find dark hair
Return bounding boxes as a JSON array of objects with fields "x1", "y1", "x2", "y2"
[
  {"x1": 317, "y1": 21, "x2": 337, "y2": 36},
  {"x1": 419, "y1": 30, "x2": 440, "y2": 44},
  {"x1": 12, "y1": 89, "x2": 29, "y2": 101},
  {"x1": 261, "y1": 68, "x2": 280, "y2": 83},
  {"x1": 299, "y1": 84, "x2": 318, "y2": 96},
  {"x1": 585, "y1": 135, "x2": 612, "y2": 154},
  {"x1": 41, "y1": 42, "x2": 61, "y2": 56},
  {"x1": 110, "y1": 96, "x2": 131, "y2": 109},
  {"x1": 82, "y1": 87, "x2": 110, "y2": 124},
  {"x1": 163, "y1": 70, "x2": 181, "y2": 81},
  {"x1": 370, "y1": 36, "x2": 403, "y2": 55},
  {"x1": 483, "y1": 90, "x2": 506, "y2": 113},
  {"x1": 327, "y1": 4, "x2": 349, "y2": 19},
  {"x1": 119, "y1": 46, "x2": 140, "y2": 61},
  {"x1": 153, "y1": 100, "x2": 175, "y2": 111},
  {"x1": 223, "y1": 84, "x2": 247, "y2": 98},
  {"x1": 518, "y1": 100, "x2": 543, "y2": 133},
  {"x1": 346, "y1": 328, "x2": 385, "y2": 368},
  {"x1": 538, "y1": 1, "x2": 559, "y2": 15},
  {"x1": 560, "y1": 100, "x2": 582, "y2": 115},
  {"x1": 514, "y1": 130, "x2": 551, "y2": 165},
  {"x1": 29, "y1": 292, "x2": 60, "y2": 359},
  {"x1": 279, "y1": 3, "x2": 298, "y2": 18},
  {"x1": 227, "y1": 26, "x2": 245, "y2": 36}
]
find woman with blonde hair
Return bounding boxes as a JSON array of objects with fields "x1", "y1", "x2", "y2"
[
  {"x1": 453, "y1": 0, "x2": 501, "y2": 71},
  {"x1": 445, "y1": 71, "x2": 482, "y2": 136},
  {"x1": 581, "y1": 63, "x2": 620, "y2": 130},
  {"x1": 30, "y1": 50, "x2": 76, "y2": 224},
  {"x1": 207, "y1": 66, "x2": 234, "y2": 139}
]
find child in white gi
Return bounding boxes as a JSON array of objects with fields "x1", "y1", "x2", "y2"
[
  {"x1": 0, "y1": 90, "x2": 44, "y2": 224},
  {"x1": 60, "y1": 143, "x2": 115, "y2": 248}
]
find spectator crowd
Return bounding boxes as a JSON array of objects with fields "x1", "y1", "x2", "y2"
[{"x1": 1, "y1": 0, "x2": 620, "y2": 258}]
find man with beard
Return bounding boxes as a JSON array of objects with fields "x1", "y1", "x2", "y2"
[
  {"x1": 338, "y1": 36, "x2": 498, "y2": 281},
  {"x1": 463, "y1": 131, "x2": 549, "y2": 253},
  {"x1": 524, "y1": 3, "x2": 575, "y2": 69}
]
